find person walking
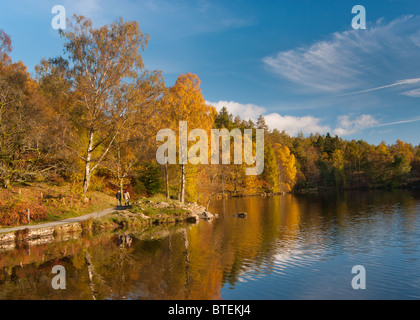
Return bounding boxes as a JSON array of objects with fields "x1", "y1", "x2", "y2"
[
  {"x1": 116, "y1": 190, "x2": 122, "y2": 207},
  {"x1": 123, "y1": 190, "x2": 130, "y2": 207}
]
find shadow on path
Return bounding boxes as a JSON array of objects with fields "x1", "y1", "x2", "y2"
[{"x1": 115, "y1": 205, "x2": 132, "y2": 211}]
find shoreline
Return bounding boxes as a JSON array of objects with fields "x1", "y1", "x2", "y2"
[
  {"x1": 229, "y1": 182, "x2": 420, "y2": 198},
  {"x1": 0, "y1": 198, "x2": 215, "y2": 248},
  {"x1": 3, "y1": 185, "x2": 417, "y2": 247}
]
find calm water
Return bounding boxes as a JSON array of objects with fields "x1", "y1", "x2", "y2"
[{"x1": 1, "y1": 190, "x2": 419, "y2": 300}]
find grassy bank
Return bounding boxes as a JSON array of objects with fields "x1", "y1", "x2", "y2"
[
  {"x1": 0, "y1": 192, "x2": 208, "y2": 246},
  {"x1": 0, "y1": 181, "x2": 209, "y2": 232},
  {"x1": 91, "y1": 195, "x2": 202, "y2": 231}
]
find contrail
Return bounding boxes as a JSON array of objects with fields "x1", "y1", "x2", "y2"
[
  {"x1": 373, "y1": 117, "x2": 420, "y2": 127},
  {"x1": 338, "y1": 78, "x2": 420, "y2": 96}
]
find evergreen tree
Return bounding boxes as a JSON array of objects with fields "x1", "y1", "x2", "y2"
[
  {"x1": 136, "y1": 162, "x2": 163, "y2": 195},
  {"x1": 214, "y1": 106, "x2": 233, "y2": 129},
  {"x1": 256, "y1": 115, "x2": 269, "y2": 133}
]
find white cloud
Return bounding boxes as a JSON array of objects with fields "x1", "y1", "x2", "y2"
[
  {"x1": 333, "y1": 114, "x2": 378, "y2": 136},
  {"x1": 209, "y1": 100, "x2": 417, "y2": 137},
  {"x1": 265, "y1": 113, "x2": 330, "y2": 136},
  {"x1": 263, "y1": 16, "x2": 420, "y2": 94},
  {"x1": 401, "y1": 88, "x2": 420, "y2": 97},
  {"x1": 207, "y1": 100, "x2": 266, "y2": 121},
  {"x1": 208, "y1": 100, "x2": 330, "y2": 136}
]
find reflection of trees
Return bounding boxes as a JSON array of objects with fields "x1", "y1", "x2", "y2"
[
  {"x1": 208, "y1": 190, "x2": 420, "y2": 289},
  {"x1": 0, "y1": 190, "x2": 419, "y2": 299},
  {"x1": 207, "y1": 195, "x2": 304, "y2": 287},
  {"x1": 0, "y1": 227, "x2": 194, "y2": 299},
  {"x1": 183, "y1": 229, "x2": 190, "y2": 288}
]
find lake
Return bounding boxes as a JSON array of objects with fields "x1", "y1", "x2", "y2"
[{"x1": 1, "y1": 190, "x2": 419, "y2": 300}]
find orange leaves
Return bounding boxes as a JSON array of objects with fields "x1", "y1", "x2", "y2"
[
  {"x1": 0, "y1": 202, "x2": 47, "y2": 226},
  {"x1": 165, "y1": 73, "x2": 216, "y2": 130}
]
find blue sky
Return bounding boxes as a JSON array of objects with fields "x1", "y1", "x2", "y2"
[{"x1": 1, "y1": 0, "x2": 419, "y2": 145}]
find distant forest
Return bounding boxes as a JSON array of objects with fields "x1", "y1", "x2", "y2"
[{"x1": 214, "y1": 107, "x2": 420, "y2": 194}]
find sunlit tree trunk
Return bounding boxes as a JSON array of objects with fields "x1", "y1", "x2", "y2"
[
  {"x1": 82, "y1": 130, "x2": 94, "y2": 198},
  {"x1": 165, "y1": 163, "x2": 169, "y2": 200},
  {"x1": 180, "y1": 163, "x2": 185, "y2": 203}
]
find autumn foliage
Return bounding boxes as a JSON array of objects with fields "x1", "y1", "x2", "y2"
[
  {"x1": 0, "y1": 16, "x2": 419, "y2": 227},
  {"x1": 0, "y1": 201, "x2": 47, "y2": 226}
]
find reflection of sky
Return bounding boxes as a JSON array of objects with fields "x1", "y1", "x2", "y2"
[{"x1": 219, "y1": 194, "x2": 420, "y2": 300}]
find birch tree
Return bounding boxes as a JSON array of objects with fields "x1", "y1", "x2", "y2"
[
  {"x1": 163, "y1": 73, "x2": 215, "y2": 203},
  {"x1": 59, "y1": 15, "x2": 149, "y2": 198}
]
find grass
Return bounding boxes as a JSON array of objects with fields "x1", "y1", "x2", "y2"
[
  {"x1": 132, "y1": 206, "x2": 187, "y2": 218},
  {"x1": 45, "y1": 190, "x2": 115, "y2": 220},
  {"x1": 129, "y1": 194, "x2": 187, "y2": 217}
]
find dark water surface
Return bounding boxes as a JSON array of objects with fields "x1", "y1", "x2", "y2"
[{"x1": 1, "y1": 190, "x2": 419, "y2": 300}]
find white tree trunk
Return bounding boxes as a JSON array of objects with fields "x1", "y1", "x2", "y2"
[
  {"x1": 165, "y1": 163, "x2": 169, "y2": 200},
  {"x1": 180, "y1": 164, "x2": 185, "y2": 203},
  {"x1": 83, "y1": 130, "x2": 94, "y2": 198}
]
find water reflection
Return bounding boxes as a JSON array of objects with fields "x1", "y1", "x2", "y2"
[{"x1": 0, "y1": 190, "x2": 419, "y2": 299}]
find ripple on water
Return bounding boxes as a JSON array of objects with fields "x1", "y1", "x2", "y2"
[{"x1": 214, "y1": 192, "x2": 420, "y2": 299}]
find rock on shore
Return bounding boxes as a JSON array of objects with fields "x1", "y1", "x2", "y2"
[
  {"x1": 234, "y1": 212, "x2": 247, "y2": 218},
  {"x1": 178, "y1": 202, "x2": 218, "y2": 222}
]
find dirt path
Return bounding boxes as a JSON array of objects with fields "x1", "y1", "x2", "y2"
[{"x1": 0, "y1": 206, "x2": 119, "y2": 234}]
